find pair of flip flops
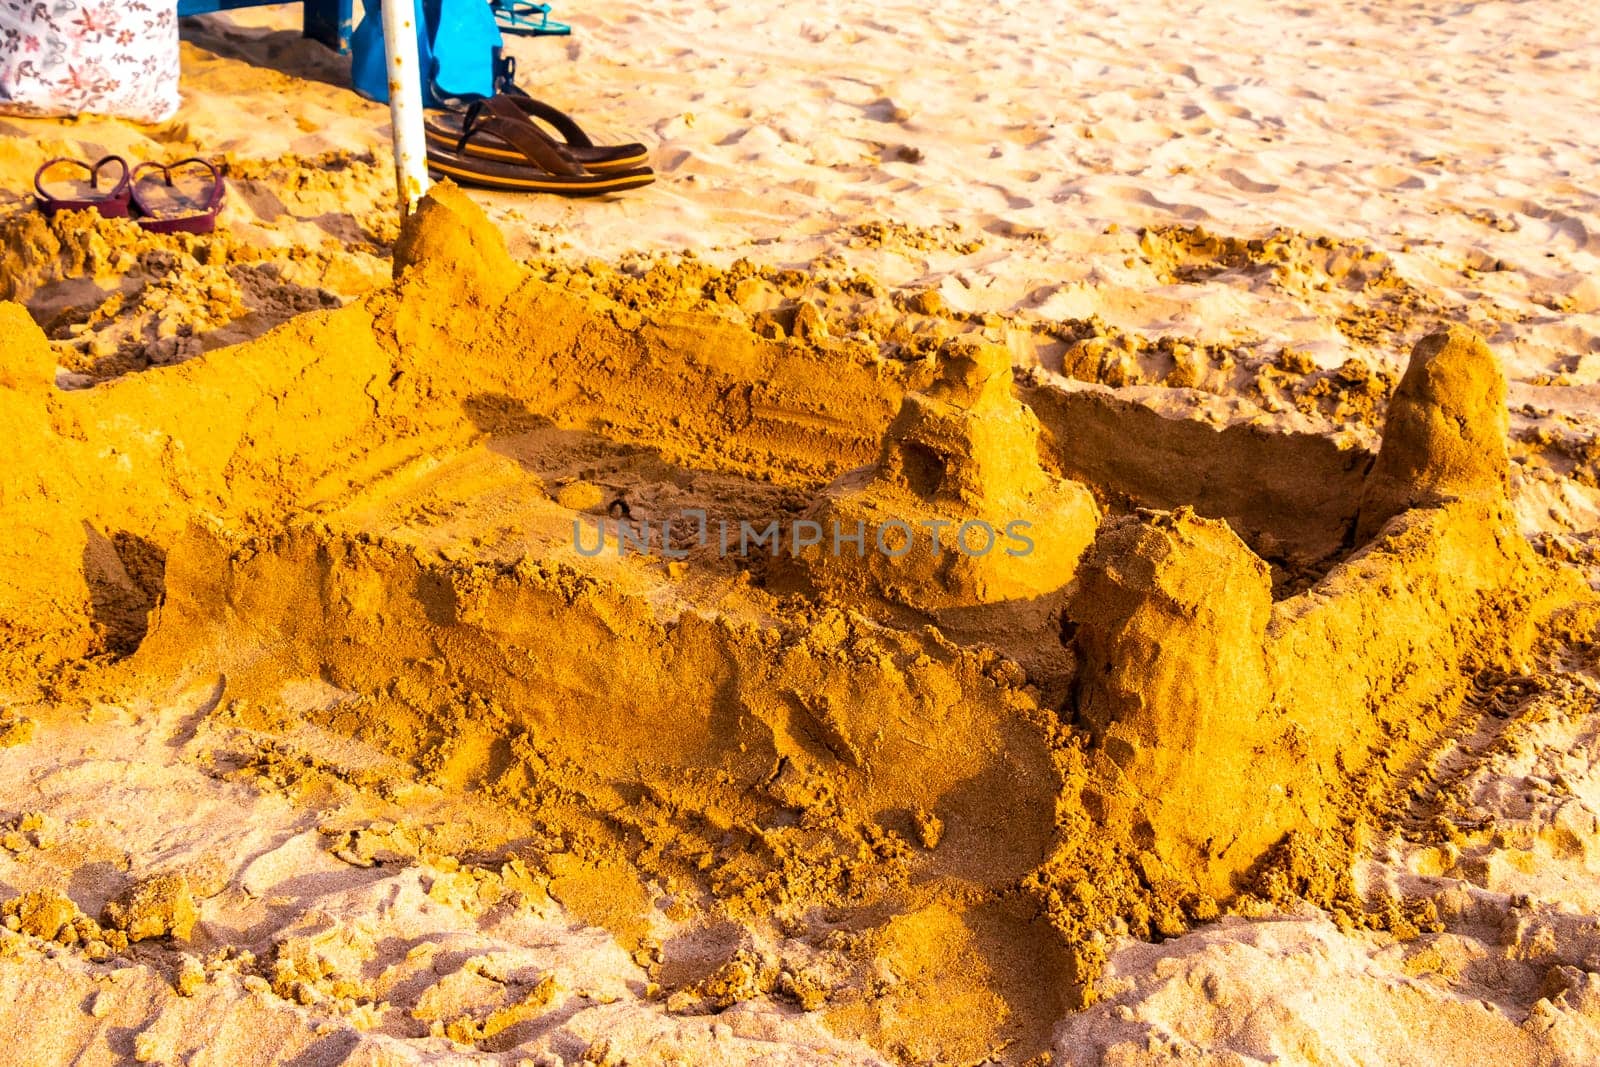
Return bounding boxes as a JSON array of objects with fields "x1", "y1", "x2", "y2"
[
  {"x1": 424, "y1": 93, "x2": 654, "y2": 196},
  {"x1": 34, "y1": 156, "x2": 225, "y2": 235}
]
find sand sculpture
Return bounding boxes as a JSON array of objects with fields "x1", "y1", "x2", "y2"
[
  {"x1": 1, "y1": 187, "x2": 1592, "y2": 1062},
  {"x1": 775, "y1": 335, "x2": 1100, "y2": 613}
]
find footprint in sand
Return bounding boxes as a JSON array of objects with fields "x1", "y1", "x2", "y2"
[
  {"x1": 980, "y1": 215, "x2": 1046, "y2": 239},
  {"x1": 1220, "y1": 168, "x2": 1281, "y2": 194},
  {"x1": 1517, "y1": 205, "x2": 1595, "y2": 252},
  {"x1": 971, "y1": 182, "x2": 1033, "y2": 211},
  {"x1": 718, "y1": 125, "x2": 784, "y2": 149},
  {"x1": 1003, "y1": 124, "x2": 1055, "y2": 147},
  {"x1": 1202, "y1": 99, "x2": 1254, "y2": 122},
  {"x1": 656, "y1": 148, "x2": 693, "y2": 172},
  {"x1": 863, "y1": 97, "x2": 912, "y2": 124},
  {"x1": 1366, "y1": 164, "x2": 1426, "y2": 189},
  {"x1": 1091, "y1": 184, "x2": 1213, "y2": 221}
]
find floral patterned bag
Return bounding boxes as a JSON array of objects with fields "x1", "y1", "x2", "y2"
[{"x1": 0, "y1": 0, "x2": 179, "y2": 123}]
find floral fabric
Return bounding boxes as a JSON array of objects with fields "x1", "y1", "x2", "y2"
[{"x1": 0, "y1": 0, "x2": 178, "y2": 123}]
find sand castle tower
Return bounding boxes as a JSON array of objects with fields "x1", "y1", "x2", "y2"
[
  {"x1": 1356, "y1": 325, "x2": 1510, "y2": 542},
  {"x1": 777, "y1": 339, "x2": 1100, "y2": 612},
  {"x1": 1067, "y1": 507, "x2": 1285, "y2": 900}
]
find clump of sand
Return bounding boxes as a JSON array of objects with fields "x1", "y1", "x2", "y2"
[{"x1": 103, "y1": 873, "x2": 201, "y2": 942}]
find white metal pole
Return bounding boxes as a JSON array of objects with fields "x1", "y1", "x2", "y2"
[{"x1": 380, "y1": 0, "x2": 432, "y2": 212}]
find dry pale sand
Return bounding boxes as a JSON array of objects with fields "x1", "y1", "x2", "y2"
[{"x1": 2, "y1": 0, "x2": 1600, "y2": 1064}]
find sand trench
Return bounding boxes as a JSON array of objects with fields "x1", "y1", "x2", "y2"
[{"x1": 0, "y1": 185, "x2": 1596, "y2": 1065}]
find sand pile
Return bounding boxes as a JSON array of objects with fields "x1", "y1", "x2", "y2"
[{"x1": 2, "y1": 184, "x2": 1596, "y2": 1064}]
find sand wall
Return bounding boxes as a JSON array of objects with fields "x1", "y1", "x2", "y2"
[
  {"x1": 145, "y1": 520, "x2": 1062, "y2": 897},
  {"x1": 1026, "y1": 384, "x2": 1374, "y2": 567}
]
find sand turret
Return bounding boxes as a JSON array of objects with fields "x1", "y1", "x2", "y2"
[
  {"x1": 778, "y1": 338, "x2": 1100, "y2": 612},
  {"x1": 1067, "y1": 508, "x2": 1282, "y2": 899},
  {"x1": 1072, "y1": 508, "x2": 1272, "y2": 750},
  {"x1": 392, "y1": 181, "x2": 519, "y2": 301},
  {"x1": 1356, "y1": 325, "x2": 1510, "y2": 542}
]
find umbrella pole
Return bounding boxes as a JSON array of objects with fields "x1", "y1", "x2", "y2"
[{"x1": 380, "y1": 0, "x2": 432, "y2": 212}]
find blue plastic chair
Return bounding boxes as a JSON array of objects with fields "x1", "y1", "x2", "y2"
[{"x1": 176, "y1": 0, "x2": 354, "y2": 54}]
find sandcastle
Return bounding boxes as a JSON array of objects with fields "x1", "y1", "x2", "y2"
[{"x1": 1, "y1": 188, "x2": 1592, "y2": 1060}]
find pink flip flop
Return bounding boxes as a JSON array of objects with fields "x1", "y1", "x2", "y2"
[
  {"x1": 33, "y1": 156, "x2": 132, "y2": 218},
  {"x1": 130, "y1": 158, "x2": 226, "y2": 235}
]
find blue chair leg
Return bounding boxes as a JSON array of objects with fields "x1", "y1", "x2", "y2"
[{"x1": 304, "y1": 0, "x2": 353, "y2": 53}]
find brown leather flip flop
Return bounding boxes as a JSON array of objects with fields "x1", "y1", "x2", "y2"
[
  {"x1": 425, "y1": 95, "x2": 649, "y2": 173},
  {"x1": 131, "y1": 158, "x2": 226, "y2": 235},
  {"x1": 34, "y1": 156, "x2": 133, "y2": 218},
  {"x1": 425, "y1": 95, "x2": 654, "y2": 196}
]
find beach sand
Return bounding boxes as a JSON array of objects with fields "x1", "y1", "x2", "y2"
[{"x1": 2, "y1": 0, "x2": 1600, "y2": 1063}]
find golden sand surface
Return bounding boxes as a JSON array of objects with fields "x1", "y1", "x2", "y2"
[{"x1": 3, "y1": 3, "x2": 1600, "y2": 1065}]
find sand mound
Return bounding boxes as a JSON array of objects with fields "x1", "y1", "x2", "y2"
[{"x1": 2, "y1": 189, "x2": 1595, "y2": 1064}]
